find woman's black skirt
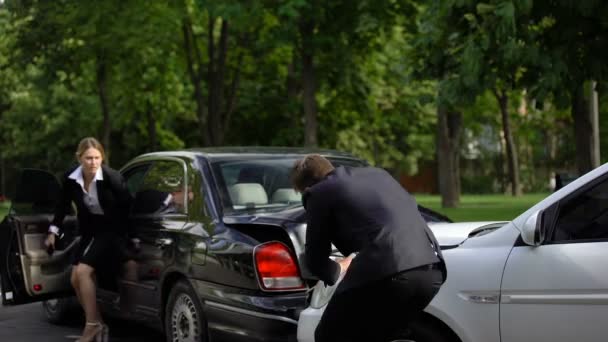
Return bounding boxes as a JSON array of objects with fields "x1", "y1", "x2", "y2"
[{"x1": 72, "y1": 233, "x2": 128, "y2": 269}]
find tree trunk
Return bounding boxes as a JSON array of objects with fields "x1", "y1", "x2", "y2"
[
  {"x1": 436, "y1": 105, "x2": 462, "y2": 208},
  {"x1": 146, "y1": 101, "x2": 157, "y2": 151},
  {"x1": 494, "y1": 89, "x2": 521, "y2": 196},
  {"x1": 207, "y1": 19, "x2": 230, "y2": 146},
  {"x1": 589, "y1": 81, "x2": 600, "y2": 168},
  {"x1": 221, "y1": 52, "x2": 243, "y2": 144},
  {"x1": 300, "y1": 20, "x2": 318, "y2": 147},
  {"x1": 96, "y1": 55, "x2": 111, "y2": 165},
  {"x1": 207, "y1": 16, "x2": 220, "y2": 145},
  {"x1": 286, "y1": 53, "x2": 301, "y2": 145},
  {"x1": 572, "y1": 84, "x2": 594, "y2": 175},
  {"x1": 182, "y1": 18, "x2": 210, "y2": 146}
]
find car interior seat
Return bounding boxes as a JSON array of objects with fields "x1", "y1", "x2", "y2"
[
  {"x1": 228, "y1": 183, "x2": 268, "y2": 207},
  {"x1": 271, "y1": 188, "x2": 301, "y2": 203}
]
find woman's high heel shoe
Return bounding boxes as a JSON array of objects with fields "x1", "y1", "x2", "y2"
[
  {"x1": 77, "y1": 321, "x2": 104, "y2": 342},
  {"x1": 101, "y1": 323, "x2": 110, "y2": 342}
]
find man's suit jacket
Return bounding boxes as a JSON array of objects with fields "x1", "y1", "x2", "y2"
[
  {"x1": 52, "y1": 165, "x2": 132, "y2": 236},
  {"x1": 304, "y1": 166, "x2": 446, "y2": 294}
]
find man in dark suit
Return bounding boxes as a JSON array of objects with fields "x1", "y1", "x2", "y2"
[{"x1": 291, "y1": 154, "x2": 446, "y2": 342}]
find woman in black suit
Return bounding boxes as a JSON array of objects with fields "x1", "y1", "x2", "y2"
[{"x1": 44, "y1": 137, "x2": 132, "y2": 342}]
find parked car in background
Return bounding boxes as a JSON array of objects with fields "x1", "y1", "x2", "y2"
[
  {"x1": 300, "y1": 161, "x2": 608, "y2": 342},
  {"x1": 0, "y1": 147, "x2": 450, "y2": 342}
]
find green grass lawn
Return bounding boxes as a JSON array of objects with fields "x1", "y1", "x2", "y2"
[{"x1": 415, "y1": 193, "x2": 550, "y2": 222}]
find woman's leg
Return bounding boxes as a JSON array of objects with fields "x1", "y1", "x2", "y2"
[
  {"x1": 70, "y1": 267, "x2": 82, "y2": 306},
  {"x1": 75, "y1": 263, "x2": 100, "y2": 322},
  {"x1": 74, "y1": 263, "x2": 103, "y2": 341}
]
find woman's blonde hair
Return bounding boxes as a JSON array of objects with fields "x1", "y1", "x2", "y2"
[{"x1": 75, "y1": 137, "x2": 105, "y2": 161}]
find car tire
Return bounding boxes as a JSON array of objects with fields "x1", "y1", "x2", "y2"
[
  {"x1": 164, "y1": 280, "x2": 208, "y2": 342},
  {"x1": 42, "y1": 297, "x2": 80, "y2": 325}
]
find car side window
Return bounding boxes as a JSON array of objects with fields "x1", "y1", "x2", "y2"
[
  {"x1": 131, "y1": 160, "x2": 188, "y2": 216},
  {"x1": 123, "y1": 164, "x2": 151, "y2": 196},
  {"x1": 550, "y1": 178, "x2": 608, "y2": 242}
]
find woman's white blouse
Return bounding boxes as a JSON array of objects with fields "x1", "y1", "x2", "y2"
[{"x1": 48, "y1": 166, "x2": 104, "y2": 235}]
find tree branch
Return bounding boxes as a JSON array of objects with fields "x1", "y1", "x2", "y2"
[
  {"x1": 182, "y1": 18, "x2": 199, "y2": 85},
  {"x1": 217, "y1": 18, "x2": 229, "y2": 123},
  {"x1": 223, "y1": 52, "x2": 243, "y2": 132}
]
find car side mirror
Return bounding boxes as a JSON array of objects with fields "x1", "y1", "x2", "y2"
[{"x1": 521, "y1": 210, "x2": 545, "y2": 246}]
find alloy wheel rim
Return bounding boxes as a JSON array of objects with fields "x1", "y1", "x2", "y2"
[
  {"x1": 171, "y1": 293, "x2": 199, "y2": 342},
  {"x1": 45, "y1": 299, "x2": 59, "y2": 314}
]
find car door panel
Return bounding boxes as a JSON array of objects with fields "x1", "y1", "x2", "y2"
[
  {"x1": 127, "y1": 219, "x2": 181, "y2": 314},
  {"x1": 0, "y1": 169, "x2": 79, "y2": 305},
  {"x1": 120, "y1": 158, "x2": 188, "y2": 316},
  {"x1": 13, "y1": 217, "x2": 78, "y2": 295},
  {"x1": 501, "y1": 242, "x2": 608, "y2": 342},
  {"x1": 501, "y1": 175, "x2": 608, "y2": 342}
]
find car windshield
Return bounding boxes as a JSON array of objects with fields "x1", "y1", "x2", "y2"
[{"x1": 210, "y1": 156, "x2": 366, "y2": 214}]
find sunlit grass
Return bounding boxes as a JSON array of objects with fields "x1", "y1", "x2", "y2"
[{"x1": 414, "y1": 193, "x2": 550, "y2": 222}]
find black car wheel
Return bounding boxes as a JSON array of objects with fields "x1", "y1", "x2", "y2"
[
  {"x1": 42, "y1": 297, "x2": 80, "y2": 324},
  {"x1": 165, "y1": 280, "x2": 207, "y2": 342}
]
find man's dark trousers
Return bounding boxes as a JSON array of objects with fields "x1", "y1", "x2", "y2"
[{"x1": 314, "y1": 264, "x2": 444, "y2": 342}]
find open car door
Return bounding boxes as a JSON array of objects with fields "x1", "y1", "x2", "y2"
[{"x1": 0, "y1": 169, "x2": 79, "y2": 305}]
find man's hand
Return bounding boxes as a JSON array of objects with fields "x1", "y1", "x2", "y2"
[
  {"x1": 337, "y1": 253, "x2": 355, "y2": 275},
  {"x1": 44, "y1": 233, "x2": 56, "y2": 250}
]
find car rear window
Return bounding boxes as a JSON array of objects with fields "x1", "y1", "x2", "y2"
[{"x1": 210, "y1": 156, "x2": 365, "y2": 214}]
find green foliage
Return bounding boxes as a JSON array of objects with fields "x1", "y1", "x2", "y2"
[
  {"x1": 0, "y1": 0, "x2": 605, "y2": 199},
  {"x1": 321, "y1": 24, "x2": 436, "y2": 173}
]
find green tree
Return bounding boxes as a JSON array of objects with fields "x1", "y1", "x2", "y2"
[
  {"x1": 528, "y1": 1, "x2": 608, "y2": 175},
  {"x1": 278, "y1": 0, "x2": 416, "y2": 146},
  {"x1": 411, "y1": 2, "x2": 470, "y2": 207}
]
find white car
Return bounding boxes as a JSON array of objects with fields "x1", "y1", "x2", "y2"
[
  {"x1": 296, "y1": 221, "x2": 506, "y2": 342},
  {"x1": 298, "y1": 162, "x2": 608, "y2": 342}
]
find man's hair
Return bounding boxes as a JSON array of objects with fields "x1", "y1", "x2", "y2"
[{"x1": 291, "y1": 154, "x2": 335, "y2": 192}]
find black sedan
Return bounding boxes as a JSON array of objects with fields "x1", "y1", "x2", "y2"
[{"x1": 0, "y1": 147, "x2": 450, "y2": 342}]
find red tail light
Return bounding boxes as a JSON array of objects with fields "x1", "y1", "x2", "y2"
[{"x1": 254, "y1": 241, "x2": 305, "y2": 291}]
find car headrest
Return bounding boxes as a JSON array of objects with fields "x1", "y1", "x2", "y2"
[
  {"x1": 228, "y1": 183, "x2": 268, "y2": 206},
  {"x1": 271, "y1": 188, "x2": 301, "y2": 203}
]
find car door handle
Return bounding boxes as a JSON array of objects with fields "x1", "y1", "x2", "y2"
[{"x1": 155, "y1": 238, "x2": 173, "y2": 247}]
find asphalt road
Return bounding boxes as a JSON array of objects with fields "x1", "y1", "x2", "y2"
[{"x1": 0, "y1": 300, "x2": 164, "y2": 342}]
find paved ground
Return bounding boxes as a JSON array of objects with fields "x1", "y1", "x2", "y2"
[{"x1": 0, "y1": 300, "x2": 164, "y2": 342}]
